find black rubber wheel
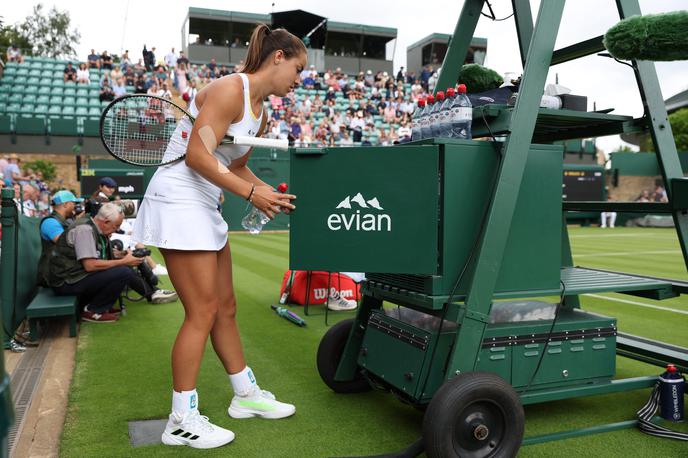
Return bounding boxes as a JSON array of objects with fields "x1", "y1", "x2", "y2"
[
  {"x1": 422, "y1": 372, "x2": 524, "y2": 458},
  {"x1": 317, "y1": 318, "x2": 371, "y2": 393}
]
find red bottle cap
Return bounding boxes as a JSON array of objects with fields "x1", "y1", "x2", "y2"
[
  {"x1": 417, "y1": 99, "x2": 425, "y2": 107},
  {"x1": 426, "y1": 94, "x2": 435, "y2": 104},
  {"x1": 277, "y1": 182, "x2": 288, "y2": 193},
  {"x1": 457, "y1": 84, "x2": 467, "y2": 94},
  {"x1": 435, "y1": 91, "x2": 444, "y2": 101},
  {"x1": 181, "y1": 131, "x2": 188, "y2": 139},
  {"x1": 667, "y1": 364, "x2": 677, "y2": 373},
  {"x1": 446, "y1": 87, "x2": 455, "y2": 97}
]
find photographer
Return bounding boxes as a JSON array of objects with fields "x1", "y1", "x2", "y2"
[
  {"x1": 92, "y1": 176, "x2": 118, "y2": 202},
  {"x1": 46, "y1": 203, "x2": 176, "y2": 323}
]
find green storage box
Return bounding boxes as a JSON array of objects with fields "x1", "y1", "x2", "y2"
[
  {"x1": 290, "y1": 139, "x2": 563, "y2": 295},
  {"x1": 357, "y1": 305, "x2": 616, "y2": 403}
]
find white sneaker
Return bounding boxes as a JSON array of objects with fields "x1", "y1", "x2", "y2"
[
  {"x1": 151, "y1": 289, "x2": 178, "y2": 304},
  {"x1": 228, "y1": 385, "x2": 296, "y2": 419},
  {"x1": 152, "y1": 264, "x2": 169, "y2": 276},
  {"x1": 161, "y1": 410, "x2": 235, "y2": 449},
  {"x1": 326, "y1": 291, "x2": 357, "y2": 311}
]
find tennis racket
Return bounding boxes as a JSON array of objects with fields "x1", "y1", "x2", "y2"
[{"x1": 99, "y1": 94, "x2": 289, "y2": 167}]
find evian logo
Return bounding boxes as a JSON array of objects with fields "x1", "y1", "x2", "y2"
[{"x1": 327, "y1": 192, "x2": 391, "y2": 232}]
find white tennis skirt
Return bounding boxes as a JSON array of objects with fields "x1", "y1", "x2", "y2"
[{"x1": 132, "y1": 163, "x2": 229, "y2": 251}]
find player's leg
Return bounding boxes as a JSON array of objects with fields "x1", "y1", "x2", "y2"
[
  {"x1": 158, "y1": 248, "x2": 235, "y2": 449},
  {"x1": 210, "y1": 241, "x2": 296, "y2": 420}
]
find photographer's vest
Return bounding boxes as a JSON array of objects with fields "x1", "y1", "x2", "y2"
[
  {"x1": 37, "y1": 212, "x2": 69, "y2": 287},
  {"x1": 47, "y1": 217, "x2": 112, "y2": 287}
]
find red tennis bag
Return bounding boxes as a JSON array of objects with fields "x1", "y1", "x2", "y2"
[{"x1": 279, "y1": 270, "x2": 360, "y2": 305}]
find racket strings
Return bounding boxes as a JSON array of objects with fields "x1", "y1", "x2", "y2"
[{"x1": 102, "y1": 96, "x2": 189, "y2": 166}]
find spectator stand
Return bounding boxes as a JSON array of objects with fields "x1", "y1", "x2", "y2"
[{"x1": 0, "y1": 187, "x2": 78, "y2": 344}]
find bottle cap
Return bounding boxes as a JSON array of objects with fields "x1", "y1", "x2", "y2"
[
  {"x1": 418, "y1": 99, "x2": 425, "y2": 107},
  {"x1": 457, "y1": 84, "x2": 467, "y2": 94},
  {"x1": 426, "y1": 94, "x2": 435, "y2": 104},
  {"x1": 435, "y1": 91, "x2": 444, "y2": 101},
  {"x1": 667, "y1": 364, "x2": 677, "y2": 373},
  {"x1": 446, "y1": 87, "x2": 455, "y2": 97},
  {"x1": 277, "y1": 182, "x2": 288, "y2": 193}
]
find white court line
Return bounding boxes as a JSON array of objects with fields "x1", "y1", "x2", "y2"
[
  {"x1": 570, "y1": 233, "x2": 675, "y2": 239},
  {"x1": 585, "y1": 294, "x2": 688, "y2": 316},
  {"x1": 574, "y1": 250, "x2": 682, "y2": 258}
]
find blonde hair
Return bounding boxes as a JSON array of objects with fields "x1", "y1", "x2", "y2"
[{"x1": 241, "y1": 23, "x2": 306, "y2": 73}]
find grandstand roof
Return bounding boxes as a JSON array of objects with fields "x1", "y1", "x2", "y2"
[
  {"x1": 665, "y1": 88, "x2": 688, "y2": 114},
  {"x1": 186, "y1": 7, "x2": 396, "y2": 37},
  {"x1": 407, "y1": 33, "x2": 487, "y2": 51}
]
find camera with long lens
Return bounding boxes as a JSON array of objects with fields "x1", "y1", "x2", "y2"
[
  {"x1": 132, "y1": 248, "x2": 151, "y2": 258},
  {"x1": 85, "y1": 198, "x2": 102, "y2": 217}
]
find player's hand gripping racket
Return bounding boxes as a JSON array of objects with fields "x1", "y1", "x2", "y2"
[{"x1": 99, "y1": 94, "x2": 289, "y2": 166}]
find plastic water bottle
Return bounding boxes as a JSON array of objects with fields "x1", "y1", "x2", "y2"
[
  {"x1": 438, "y1": 87, "x2": 455, "y2": 138},
  {"x1": 430, "y1": 91, "x2": 444, "y2": 138},
  {"x1": 450, "y1": 84, "x2": 472, "y2": 139},
  {"x1": 411, "y1": 98, "x2": 425, "y2": 141},
  {"x1": 420, "y1": 94, "x2": 434, "y2": 140},
  {"x1": 242, "y1": 182, "x2": 289, "y2": 234}
]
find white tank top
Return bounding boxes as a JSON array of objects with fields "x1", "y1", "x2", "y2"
[{"x1": 144, "y1": 73, "x2": 263, "y2": 208}]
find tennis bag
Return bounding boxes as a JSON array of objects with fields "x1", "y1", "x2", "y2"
[{"x1": 279, "y1": 270, "x2": 360, "y2": 305}]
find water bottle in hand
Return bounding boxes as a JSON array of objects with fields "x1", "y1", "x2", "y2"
[{"x1": 242, "y1": 182, "x2": 289, "y2": 234}]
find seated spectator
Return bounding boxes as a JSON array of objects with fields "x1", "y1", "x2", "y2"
[
  {"x1": 207, "y1": 58, "x2": 218, "y2": 73},
  {"x1": 76, "y1": 63, "x2": 90, "y2": 84},
  {"x1": 302, "y1": 72, "x2": 315, "y2": 89},
  {"x1": 63, "y1": 62, "x2": 77, "y2": 83},
  {"x1": 133, "y1": 59, "x2": 146, "y2": 76},
  {"x1": 290, "y1": 116, "x2": 302, "y2": 140},
  {"x1": 635, "y1": 190, "x2": 651, "y2": 202},
  {"x1": 6, "y1": 44, "x2": 24, "y2": 63},
  {"x1": 39, "y1": 190, "x2": 83, "y2": 243},
  {"x1": 99, "y1": 81, "x2": 115, "y2": 102},
  {"x1": 21, "y1": 184, "x2": 39, "y2": 217},
  {"x1": 160, "y1": 82, "x2": 172, "y2": 99},
  {"x1": 340, "y1": 130, "x2": 353, "y2": 146},
  {"x1": 364, "y1": 70, "x2": 375, "y2": 87},
  {"x1": 154, "y1": 65, "x2": 168, "y2": 85},
  {"x1": 147, "y1": 82, "x2": 163, "y2": 97},
  {"x1": 350, "y1": 111, "x2": 366, "y2": 142},
  {"x1": 653, "y1": 185, "x2": 668, "y2": 203},
  {"x1": 230, "y1": 37, "x2": 242, "y2": 48},
  {"x1": 36, "y1": 191, "x2": 51, "y2": 217},
  {"x1": 112, "y1": 77, "x2": 127, "y2": 98},
  {"x1": 120, "y1": 50, "x2": 132, "y2": 71},
  {"x1": 110, "y1": 65, "x2": 123, "y2": 81},
  {"x1": 100, "y1": 70, "x2": 112, "y2": 88},
  {"x1": 87, "y1": 49, "x2": 101, "y2": 69},
  {"x1": 124, "y1": 66, "x2": 136, "y2": 86},
  {"x1": 101, "y1": 50, "x2": 113, "y2": 70},
  {"x1": 45, "y1": 203, "x2": 177, "y2": 322},
  {"x1": 4, "y1": 153, "x2": 33, "y2": 185},
  {"x1": 397, "y1": 120, "x2": 412, "y2": 141},
  {"x1": 133, "y1": 75, "x2": 146, "y2": 94}
]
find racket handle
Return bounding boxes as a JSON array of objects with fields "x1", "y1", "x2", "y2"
[{"x1": 233, "y1": 135, "x2": 289, "y2": 150}]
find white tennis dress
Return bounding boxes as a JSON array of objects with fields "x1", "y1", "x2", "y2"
[{"x1": 132, "y1": 73, "x2": 262, "y2": 250}]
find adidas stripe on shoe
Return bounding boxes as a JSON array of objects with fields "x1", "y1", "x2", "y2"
[{"x1": 161, "y1": 410, "x2": 235, "y2": 449}]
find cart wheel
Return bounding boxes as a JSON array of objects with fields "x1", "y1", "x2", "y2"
[
  {"x1": 317, "y1": 318, "x2": 370, "y2": 393},
  {"x1": 422, "y1": 372, "x2": 524, "y2": 458}
]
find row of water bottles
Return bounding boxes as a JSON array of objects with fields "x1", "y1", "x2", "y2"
[{"x1": 411, "y1": 84, "x2": 473, "y2": 141}]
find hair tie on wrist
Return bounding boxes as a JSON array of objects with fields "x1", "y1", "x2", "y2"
[{"x1": 246, "y1": 184, "x2": 255, "y2": 202}]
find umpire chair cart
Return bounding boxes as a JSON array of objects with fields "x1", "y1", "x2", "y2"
[{"x1": 289, "y1": 1, "x2": 688, "y2": 456}]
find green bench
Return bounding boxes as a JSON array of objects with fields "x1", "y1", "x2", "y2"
[
  {"x1": 27, "y1": 288, "x2": 78, "y2": 340},
  {"x1": 0, "y1": 188, "x2": 79, "y2": 345}
]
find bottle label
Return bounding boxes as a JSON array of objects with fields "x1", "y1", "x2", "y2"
[{"x1": 451, "y1": 107, "x2": 472, "y2": 122}]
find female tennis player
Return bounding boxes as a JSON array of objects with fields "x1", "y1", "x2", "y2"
[{"x1": 132, "y1": 24, "x2": 305, "y2": 449}]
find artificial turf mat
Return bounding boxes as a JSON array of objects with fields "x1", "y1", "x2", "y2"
[{"x1": 60, "y1": 227, "x2": 688, "y2": 457}]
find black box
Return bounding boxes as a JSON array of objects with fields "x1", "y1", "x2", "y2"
[{"x1": 559, "y1": 94, "x2": 587, "y2": 111}]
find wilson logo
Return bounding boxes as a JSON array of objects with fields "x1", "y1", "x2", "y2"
[
  {"x1": 314, "y1": 287, "x2": 354, "y2": 300},
  {"x1": 327, "y1": 193, "x2": 391, "y2": 232}
]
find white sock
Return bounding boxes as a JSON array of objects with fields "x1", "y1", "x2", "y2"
[
  {"x1": 172, "y1": 389, "x2": 198, "y2": 415},
  {"x1": 229, "y1": 366, "x2": 257, "y2": 396}
]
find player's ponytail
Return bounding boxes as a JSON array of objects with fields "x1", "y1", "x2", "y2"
[{"x1": 241, "y1": 23, "x2": 306, "y2": 73}]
